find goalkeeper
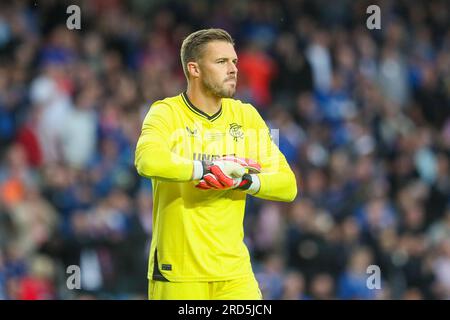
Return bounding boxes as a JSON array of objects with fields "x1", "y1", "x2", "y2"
[{"x1": 135, "y1": 28, "x2": 298, "y2": 300}]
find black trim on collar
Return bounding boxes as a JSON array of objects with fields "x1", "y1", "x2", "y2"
[{"x1": 181, "y1": 92, "x2": 223, "y2": 121}]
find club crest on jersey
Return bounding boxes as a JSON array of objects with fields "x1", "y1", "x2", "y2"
[{"x1": 229, "y1": 123, "x2": 244, "y2": 142}]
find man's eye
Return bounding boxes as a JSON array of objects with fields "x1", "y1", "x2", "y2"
[{"x1": 218, "y1": 60, "x2": 225, "y2": 64}]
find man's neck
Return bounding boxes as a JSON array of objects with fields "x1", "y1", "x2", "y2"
[{"x1": 186, "y1": 86, "x2": 222, "y2": 116}]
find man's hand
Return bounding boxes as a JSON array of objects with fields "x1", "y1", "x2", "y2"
[
  {"x1": 218, "y1": 156, "x2": 261, "y2": 174},
  {"x1": 195, "y1": 156, "x2": 261, "y2": 190},
  {"x1": 198, "y1": 159, "x2": 245, "y2": 189},
  {"x1": 196, "y1": 173, "x2": 254, "y2": 190}
]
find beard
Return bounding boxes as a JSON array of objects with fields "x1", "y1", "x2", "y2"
[{"x1": 202, "y1": 76, "x2": 236, "y2": 98}]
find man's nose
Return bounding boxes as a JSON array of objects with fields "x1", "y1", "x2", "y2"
[{"x1": 228, "y1": 62, "x2": 237, "y2": 74}]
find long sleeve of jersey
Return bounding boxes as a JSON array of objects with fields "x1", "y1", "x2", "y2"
[
  {"x1": 247, "y1": 105, "x2": 298, "y2": 202},
  {"x1": 135, "y1": 102, "x2": 194, "y2": 182}
]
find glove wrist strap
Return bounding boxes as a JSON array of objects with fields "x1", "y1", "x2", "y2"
[{"x1": 245, "y1": 174, "x2": 260, "y2": 195}]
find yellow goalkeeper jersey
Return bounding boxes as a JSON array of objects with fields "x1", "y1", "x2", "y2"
[{"x1": 135, "y1": 92, "x2": 297, "y2": 282}]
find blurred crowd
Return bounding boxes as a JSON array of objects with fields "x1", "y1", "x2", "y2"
[{"x1": 0, "y1": 0, "x2": 449, "y2": 299}]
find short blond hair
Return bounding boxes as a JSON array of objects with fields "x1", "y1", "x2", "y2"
[{"x1": 180, "y1": 28, "x2": 234, "y2": 79}]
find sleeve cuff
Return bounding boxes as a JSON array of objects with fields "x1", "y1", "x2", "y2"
[{"x1": 192, "y1": 160, "x2": 204, "y2": 180}]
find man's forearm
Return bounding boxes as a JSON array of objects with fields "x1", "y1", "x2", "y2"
[
  {"x1": 135, "y1": 144, "x2": 195, "y2": 182},
  {"x1": 250, "y1": 171, "x2": 298, "y2": 202}
]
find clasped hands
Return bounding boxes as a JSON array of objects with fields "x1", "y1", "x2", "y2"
[{"x1": 195, "y1": 156, "x2": 261, "y2": 191}]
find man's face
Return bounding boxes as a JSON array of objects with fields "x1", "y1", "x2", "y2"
[{"x1": 197, "y1": 41, "x2": 238, "y2": 98}]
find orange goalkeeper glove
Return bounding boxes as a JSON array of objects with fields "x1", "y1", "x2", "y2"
[{"x1": 195, "y1": 156, "x2": 261, "y2": 190}]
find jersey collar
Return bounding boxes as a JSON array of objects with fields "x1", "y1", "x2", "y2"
[{"x1": 181, "y1": 92, "x2": 223, "y2": 122}]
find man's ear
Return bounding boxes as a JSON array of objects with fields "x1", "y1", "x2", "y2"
[{"x1": 187, "y1": 62, "x2": 200, "y2": 78}]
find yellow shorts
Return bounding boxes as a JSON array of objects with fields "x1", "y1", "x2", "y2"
[{"x1": 148, "y1": 276, "x2": 263, "y2": 300}]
